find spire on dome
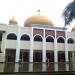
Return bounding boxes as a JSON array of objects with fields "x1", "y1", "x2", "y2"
[{"x1": 37, "y1": 9, "x2": 41, "y2": 15}]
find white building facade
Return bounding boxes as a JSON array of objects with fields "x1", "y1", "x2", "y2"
[{"x1": 0, "y1": 15, "x2": 75, "y2": 72}]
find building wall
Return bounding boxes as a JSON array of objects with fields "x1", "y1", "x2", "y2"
[
  {"x1": 67, "y1": 31, "x2": 75, "y2": 51},
  {"x1": 1, "y1": 25, "x2": 75, "y2": 51},
  {"x1": 6, "y1": 26, "x2": 18, "y2": 34},
  {"x1": 57, "y1": 43, "x2": 65, "y2": 51},
  {"x1": 67, "y1": 32, "x2": 75, "y2": 40},
  {"x1": 20, "y1": 27, "x2": 31, "y2": 36},
  {"x1": 20, "y1": 41, "x2": 30, "y2": 49},
  {"x1": 34, "y1": 42, "x2": 43, "y2": 50},
  {"x1": 0, "y1": 24, "x2": 7, "y2": 31},
  {"x1": 6, "y1": 40, "x2": 16, "y2": 49},
  {"x1": 68, "y1": 44, "x2": 75, "y2": 51},
  {"x1": 46, "y1": 42, "x2": 54, "y2": 50},
  {"x1": 5, "y1": 40, "x2": 67, "y2": 51},
  {"x1": 0, "y1": 24, "x2": 75, "y2": 63}
]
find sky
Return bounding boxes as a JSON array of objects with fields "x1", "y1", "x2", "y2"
[{"x1": 0, "y1": 0, "x2": 73, "y2": 27}]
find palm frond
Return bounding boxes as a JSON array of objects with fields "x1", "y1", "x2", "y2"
[{"x1": 63, "y1": 0, "x2": 75, "y2": 26}]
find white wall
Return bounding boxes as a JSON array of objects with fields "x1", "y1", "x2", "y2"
[
  {"x1": 5, "y1": 40, "x2": 75, "y2": 52},
  {"x1": 68, "y1": 44, "x2": 75, "y2": 51},
  {"x1": 34, "y1": 42, "x2": 43, "y2": 50},
  {"x1": 46, "y1": 42, "x2": 54, "y2": 50},
  {"x1": 57, "y1": 43, "x2": 65, "y2": 51},
  {"x1": 6, "y1": 40, "x2": 16, "y2": 49},
  {"x1": 20, "y1": 41, "x2": 30, "y2": 49}
]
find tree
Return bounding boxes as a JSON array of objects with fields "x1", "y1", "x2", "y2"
[{"x1": 63, "y1": 0, "x2": 75, "y2": 26}]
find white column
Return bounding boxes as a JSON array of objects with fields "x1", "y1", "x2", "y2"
[
  {"x1": 65, "y1": 30, "x2": 69, "y2": 71},
  {"x1": 1, "y1": 32, "x2": 4, "y2": 53},
  {"x1": 42, "y1": 29, "x2": 46, "y2": 71},
  {"x1": 15, "y1": 26, "x2": 21, "y2": 72},
  {"x1": 1, "y1": 32, "x2": 6, "y2": 62},
  {"x1": 42, "y1": 29, "x2": 46, "y2": 62},
  {"x1": 15, "y1": 26, "x2": 21, "y2": 62},
  {"x1": 29, "y1": 63, "x2": 33, "y2": 72},
  {"x1": 54, "y1": 30, "x2": 58, "y2": 71},
  {"x1": 29, "y1": 27, "x2": 33, "y2": 62},
  {"x1": 0, "y1": 32, "x2": 6, "y2": 72},
  {"x1": 29, "y1": 27, "x2": 33, "y2": 72},
  {"x1": 1, "y1": 32, "x2": 6, "y2": 55}
]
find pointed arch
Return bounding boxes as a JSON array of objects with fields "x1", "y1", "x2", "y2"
[
  {"x1": 57, "y1": 36, "x2": 65, "y2": 43},
  {"x1": 46, "y1": 35, "x2": 54, "y2": 42},
  {"x1": 34, "y1": 34, "x2": 43, "y2": 42}
]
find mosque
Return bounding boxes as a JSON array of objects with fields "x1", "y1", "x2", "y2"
[{"x1": 0, "y1": 12, "x2": 75, "y2": 72}]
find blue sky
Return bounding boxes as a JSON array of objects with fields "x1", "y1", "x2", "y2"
[{"x1": 0, "y1": 0, "x2": 73, "y2": 27}]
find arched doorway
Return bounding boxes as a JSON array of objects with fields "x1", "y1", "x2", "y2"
[
  {"x1": 33, "y1": 35, "x2": 42, "y2": 72},
  {"x1": 46, "y1": 36, "x2": 54, "y2": 71},
  {"x1": 57, "y1": 37, "x2": 65, "y2": 71},
  {"x1": 5, "y1": 33, "x2": 17, "y2": 62},
  {"x1": 19, "y1": 34, "x2": 30, "y2": 72},
  {"x1": 20, "y1": 34, "x2": 30, "y2": 62},
  {"x1": 4, "y1": 33, "x2": 17, "y2": 72},
  {"x1": 33, "y1": 35, "x2": 42, "y2": 62},
  {"x1": 68, "y1": 38, "x2": 75, "y2": 70}
]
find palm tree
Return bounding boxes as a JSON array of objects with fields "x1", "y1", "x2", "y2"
[
  {"x1": 63, "y1": 1, "x2": 75, "y2": 70},
  {"x1": 63, "y1": 0, "x2": 75, "y2": 26}
]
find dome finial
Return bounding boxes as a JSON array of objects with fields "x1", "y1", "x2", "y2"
[{"x1": 37, "y1": 9, "x2": 41, "y2": 15}]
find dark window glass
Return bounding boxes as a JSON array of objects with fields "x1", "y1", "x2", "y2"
[
  {"x1": 57, "y1": 37, "x2": 64, "y2": 43},
  {"x1": 7, "y1": 33, "x2": 17, "y2": 40},
  {"x1": 0, "y1": 34, "x2": 2, "y2": 41},
  {"x1": 21, "y1": 34, "x2": 30, "y2": 41},
  {"x1": 68, "y1": 38, "x2": 74, "y2": 44},
  {"x1": 34, "y1": 35, "x2": 42, "y2": 41},
  {"x1": 46, "y1": 36, "x2": 54, "y2": 42}
]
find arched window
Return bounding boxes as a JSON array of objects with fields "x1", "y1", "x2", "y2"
[
  {"x1": 21, "y1": 34, "x2": 30, "y2": 41},
  {"x1": 46, "y1": 36, "x2": 54, "y2": 42},
  {"x1": 68, "y1": 38, "x2": 74, "y2": 44},
  {"x1": 57, "y1": 37, "x2": 64, "y2": 43},
  {"x1": 0, "y1": 34, "x2": 2, "y2": 53},
  {"x1": 0, "y1": 34, "x2": 2, "y2": 41},
  {"x1": 7, "y1": 33, "x2": 17, "y2": 40},
  {"x1": 34, "y1": 35, "x2": 42, "y2": 41}
]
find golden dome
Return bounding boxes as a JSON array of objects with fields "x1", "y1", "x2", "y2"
[
  {"x1": 24, "y1": 15, "x2": 53, "y2": 26},
  {"x1": 9, "y1": 17, "x2": 18, "y2": 25},
  {"x1": 72, "y1": 25, "x2": 75, "y2": 31}
]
